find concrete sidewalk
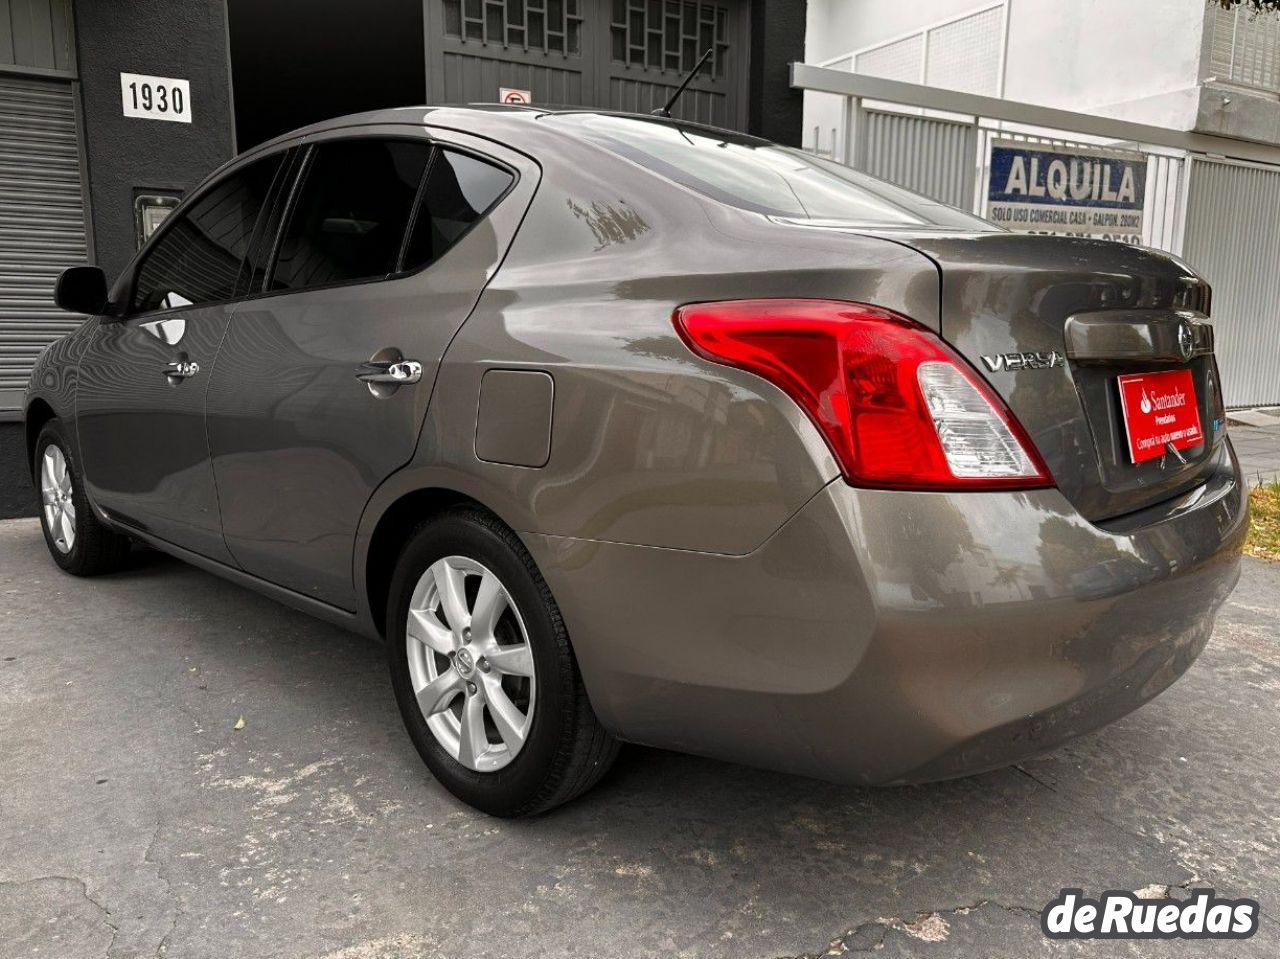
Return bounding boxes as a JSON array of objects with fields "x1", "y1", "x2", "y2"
[
  {"x1": 1230, "y1": 411, "x2": 1280, "y2": 487},
  {"x1": 0, "y1": 518, "x2": 1278, "y2": 958}
]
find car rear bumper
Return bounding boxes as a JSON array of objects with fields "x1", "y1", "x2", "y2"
[{"x1": 526, "y1": 442, "x2": 1247, "y2": 785}]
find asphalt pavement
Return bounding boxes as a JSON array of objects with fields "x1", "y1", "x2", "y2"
[{"x1": 1, "y1": 518, "x2": 1277, "y2": 959}]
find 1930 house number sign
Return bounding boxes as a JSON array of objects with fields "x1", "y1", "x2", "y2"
[{"x1": 120, "y1": 73, "x2": 192, "y2": 124}]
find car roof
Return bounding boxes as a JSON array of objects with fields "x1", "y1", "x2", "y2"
[{"x1": 238, "y1": 104, "x2": 771, "y2": 161}]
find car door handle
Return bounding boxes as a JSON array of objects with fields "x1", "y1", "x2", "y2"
[
  {"x1": 162, "y1": 359, "x2": 201, "y2": 381},
  {"x1": 355, "y1": 359, "x2": 423, "y2": 385}
]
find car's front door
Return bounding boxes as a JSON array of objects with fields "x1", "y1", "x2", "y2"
[
  {"x1": 76, "y1": 150, "x2": 291, "y2": 560},
  {"x1": 205, "y1": 128, "x2": 535, "y2": 609}
]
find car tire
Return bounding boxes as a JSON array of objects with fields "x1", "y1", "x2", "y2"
[
  {"x1": 387, "y1": 506, "x2": 618, "y2": 817},
  {"x1": 34, "y1": 419, "x2": 132, "y2": 576}
]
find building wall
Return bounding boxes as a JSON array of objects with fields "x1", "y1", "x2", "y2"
[
  {"x1": 1003, "y1": 0, "x2": 1205, "y2": 129},
  {"x1": 805, "y1": 0, "x2": 1208, "y2": 131},
  {"x1": 804, "y1": 0, "x2": 984, "y2": 65},
  {"x1": 72, "y1": 0, "x2": 236, "y2": 284},
  {"x1": 749, "y1": 0, "x2": 807, "y2": 145}
]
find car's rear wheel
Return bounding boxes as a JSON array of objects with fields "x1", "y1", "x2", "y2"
[
  {"x1": 387, "y1": 507, "x2": 618, "y2": 816},
  {"x1": 34, "y1": 420, "x2": 132, "y2": 576}
]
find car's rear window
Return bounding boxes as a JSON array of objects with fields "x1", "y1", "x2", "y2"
[{"x1": 548, "y1": 113, "x2": 996, "y2": 230}]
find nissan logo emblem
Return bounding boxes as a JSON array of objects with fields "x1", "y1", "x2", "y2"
[{"x1": 1178, "y1": 323, "x2": 1195, "y2": 362}]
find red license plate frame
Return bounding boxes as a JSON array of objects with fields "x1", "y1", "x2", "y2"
[{"x1": 1117, "y1": 369, "x2": 1204, "y2": 464}]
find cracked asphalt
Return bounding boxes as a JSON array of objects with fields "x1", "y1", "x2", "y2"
[{"x1": 0, "y1": 516, "x2": 1277, "y2": 959}]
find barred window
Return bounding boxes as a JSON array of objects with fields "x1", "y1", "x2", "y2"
[
  {"x1": 443, "y1": 0, "x2": 582, "y2": 55},
  {"x1": 610, "y1": 0, "x2": 729, "y2": 77}
]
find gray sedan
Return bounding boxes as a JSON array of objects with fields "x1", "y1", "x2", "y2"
[{"x1": 25, "y1": 106, "x2": 1245, "y2": 815}]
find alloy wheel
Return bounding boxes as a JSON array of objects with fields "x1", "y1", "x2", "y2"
[
  {"x1": 40, "y1": 444, "x2": 76, "y2": 554},
  {"x1": 406, "y1": 556, "x2": 536, "y2": 772}
]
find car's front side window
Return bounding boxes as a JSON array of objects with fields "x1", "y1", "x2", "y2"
[
  {"x1": 269, "y1": 139, "x2": 433, "y2": 293},
  {"x1": 130, "y1": 153, "x2": 285, "y2": 314}
]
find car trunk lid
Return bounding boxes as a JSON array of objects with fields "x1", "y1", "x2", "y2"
[{"x1": 861, "y1": 231, "x2": 1226, "y2": 522}]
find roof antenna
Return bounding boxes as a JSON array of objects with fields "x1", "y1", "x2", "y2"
[{"x1": 652, "y1": 48, "x2": 714, "y2": 119}]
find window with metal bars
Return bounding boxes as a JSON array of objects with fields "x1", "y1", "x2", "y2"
[
  {"x1": 610, "y1": 0, "x2": 729, "y2": 77},
  {"x1": 443, "y1": 0, "x2": 582, "y2": 55}
]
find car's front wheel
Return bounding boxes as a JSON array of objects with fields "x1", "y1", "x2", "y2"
[
  {"x1": 387, "y1": 507, "x2": 618, "y2": 816},
  {"x1": 34, "y1": 420, "x2": 132, "y2": 576}
]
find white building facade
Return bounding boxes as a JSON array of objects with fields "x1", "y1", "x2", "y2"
[{"x1": 799, "y1": 0, "x2": 1280, "y2": 406}]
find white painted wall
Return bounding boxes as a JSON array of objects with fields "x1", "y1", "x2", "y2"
[
  {"x1": 804, "y1": 0, "x2": 991, "y2": 66},
  {"x1": 1002, "y1": 0, "x2": 1205, "y2": 128},
  {"x1": 804, "y1": 0, "x2": 1209, "y2": 137}
]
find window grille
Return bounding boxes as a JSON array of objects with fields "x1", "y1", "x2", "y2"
[
  {"x1": 443, "y1": 0, "x2": 583, "y2": 56},
  {"x1": 1209, "y1": 4, "x2": 1280, "y2": 94},
  {"x1": 610, "y1": 0, "x2": 729, "y2": 78},
  {"x1": 925, "y1": 5, "x2": 1002, "y2": 95},
  {"x1": 850, "y1": 3, "x2": 1002, "y2": 95},
  {"x1": 854, "y1": 35, "x2": 923, "y2": 84}
]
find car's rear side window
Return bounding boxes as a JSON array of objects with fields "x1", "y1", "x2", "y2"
[
  {"x1": 131, "y1": 153, "x2": 285, "y2": 313},
  {"x1": 270, "y1": 139, "x2": 433, "y2": 293},
  {"x1": 402, "y1": 149, "x2": 514, "y2": 272}
]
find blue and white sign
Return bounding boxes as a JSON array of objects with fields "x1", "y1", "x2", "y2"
[{"x1": 987, "y1": 140, "x2": 1147, "y2": 243}]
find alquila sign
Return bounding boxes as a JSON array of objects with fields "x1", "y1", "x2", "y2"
[{"x1": 987, "y1": 140, "x2": 1147, "y2": 244}]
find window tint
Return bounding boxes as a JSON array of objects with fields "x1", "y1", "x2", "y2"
[
  {"x1": 402, "y1": 149, "x2": 514, "y2": 272},
  {"x1": 270, "y1": 140, "x2": 432, "y2": 292},
  {"x1": 239, "y1": 149, "x2": 302, "y2": 296},
  {"x1": 132, "y1": 153, "x2": 285, "y2": 312},
  {"x1": 549, "y1": 114, "x2": 996, "y2": 230}
]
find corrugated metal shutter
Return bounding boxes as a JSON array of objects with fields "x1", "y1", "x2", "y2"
[
  {"x1": 1182, "y1": 157, "x2": 1280, "y2": 408},
  {"x1": 0, "y1": 74, "x2": 87, "y2": 399},
  {"x1": 861, "y1": 109, "x2": 976, "y2": 210}
]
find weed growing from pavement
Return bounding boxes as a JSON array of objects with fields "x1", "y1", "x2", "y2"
[{"x1": 1246, "y1": 481, "x2": 1280, "y2": 561}]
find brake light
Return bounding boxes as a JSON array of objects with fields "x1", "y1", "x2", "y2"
[{"x1": 672, "y1": 299, "x2": 1052, "y2": 491}]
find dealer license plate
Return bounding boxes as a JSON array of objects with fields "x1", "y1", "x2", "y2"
[{"x1": 1117, "y1": 369, "x2": 1204, "y2": 464}]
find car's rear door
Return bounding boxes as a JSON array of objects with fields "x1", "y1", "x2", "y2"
[
  {"x1": 205, "y1": 126, "x2": 536, "y2": 609},
  {"x1": 76, "y1": 148, "x2": 294, "y2": 560}
]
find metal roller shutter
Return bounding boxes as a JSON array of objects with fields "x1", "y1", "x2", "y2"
[
  {"x1": 1182, "y1": 156, "x2": 1280, "y2": 408},
  {"x1": 0, "y1": 74, "x2": 88, "y2": 405}
]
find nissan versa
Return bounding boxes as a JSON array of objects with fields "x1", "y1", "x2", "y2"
[{"x1": 25, "y1": 106, "x2": 1245, "y2": 816}]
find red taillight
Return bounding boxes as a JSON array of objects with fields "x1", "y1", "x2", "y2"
[{"x1": 672, "y1": 299, "x2": 1052, "y2": 491}]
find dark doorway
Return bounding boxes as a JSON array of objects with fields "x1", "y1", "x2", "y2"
[{"x1": 228, "y1": 0, "x2": 425, "y2": 150}]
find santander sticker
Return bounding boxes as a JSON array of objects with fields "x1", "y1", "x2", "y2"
[{"x1": 1117, "y1": 369, "x2": 1203, "y2": 464}]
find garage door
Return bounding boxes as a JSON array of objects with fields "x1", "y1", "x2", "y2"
[
  {"x1": 0, "y1": 74, "x2": 88, "y2": 410},
  {"x1": 427, "y1": 0, "x2": 750, "y2": 130},
  {"x1": 1182, "y1": 156, "x2": 1280, "y2": 408}
]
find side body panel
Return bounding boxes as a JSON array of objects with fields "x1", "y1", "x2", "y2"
[
  {"x1": 206, "y1": 127, "x2": 539, "y2": 609},
  {"x1": 57, "y1": 142, "x2": 296, "y2": 562},
  {"x1": 355, "y1": 110, "x2": 942, "y2": 564},
  {"x1": 24, "y1": 321, "x2": 93, "y2": 441},
  {"x1": 523, "y1": 454, "x2": 1245, "y2": 783},
  {"x1": 76, "y1": 305, "x2": 236, "y2": 562},
  {"x1": 353, "y1": 113, "x2": 1243, "y2": 776}
]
